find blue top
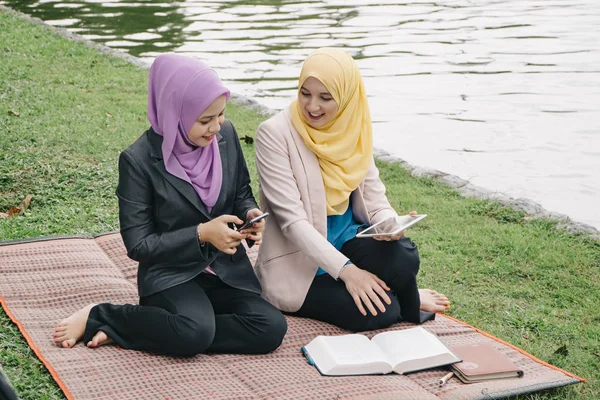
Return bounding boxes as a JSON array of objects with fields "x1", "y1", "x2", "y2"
[{"x1": 316, "y1": 199, "x2": 363, "y2": 276}]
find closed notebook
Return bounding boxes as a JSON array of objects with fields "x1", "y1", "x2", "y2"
[{"x1": 450, "y1": 342, "x2": 524, "y2": 383}]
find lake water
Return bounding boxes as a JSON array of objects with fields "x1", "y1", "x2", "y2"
[{"x1": 3, "y1": 0, "x2": 599, "y2": 229}]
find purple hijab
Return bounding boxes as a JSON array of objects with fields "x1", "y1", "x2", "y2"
[{"x1": 147, "y1": 54, "x2": 230, "y2": 211}]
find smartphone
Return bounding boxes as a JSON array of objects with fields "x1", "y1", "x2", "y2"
[
  {"x1": 239, "y1": 212, "x2": 269, "y2": 231},
  {"x1": 356, "y1": 214, "x2": 427, "y2": 238}
]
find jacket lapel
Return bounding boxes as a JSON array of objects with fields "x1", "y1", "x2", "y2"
[
  {"x1": 284, "y1": 108, "x2": 328, "y2": 236},
  {"x1": 149, "y1": 129, "x2": 212, "y2": 220},
  {"x1": 209, "y1": 132, "x2": 228, "y2": 217}
]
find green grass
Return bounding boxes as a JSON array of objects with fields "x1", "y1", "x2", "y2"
[{"x1": 1, "y1": 8, "x2": 599, "y2": 400}]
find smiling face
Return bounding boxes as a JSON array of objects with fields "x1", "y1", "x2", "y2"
[
  {"x1": 187, "y1": 95, "x2": 227, "y2": 147},
  {"x1": 298, "y1": 76, "x2": 339, "y2": 128}
]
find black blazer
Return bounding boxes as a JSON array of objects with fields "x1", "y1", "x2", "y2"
[{"x1": 116, "y1": 120, "x2": 261, "y2": 298}]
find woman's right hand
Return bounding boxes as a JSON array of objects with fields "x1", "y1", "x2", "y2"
[
  {"x1": 339, "y1": 264, "x2": 392, "y2": 316},
  {"x1": 198, "y1": 215, "x2": 247, "y2": 255}
]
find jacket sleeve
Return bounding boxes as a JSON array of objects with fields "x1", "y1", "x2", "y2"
[
  {"x1": 255, "y1": 119, "x2": 348, "y2": 279},
  {"x1": 229, "y1": 121, "x2": 259, "y2": 220},
  {"x1": 116, "y1": 150, "x2": 213, "y2": 264}
]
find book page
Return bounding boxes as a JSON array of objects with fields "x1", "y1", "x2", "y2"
[
  {"x1": 304, "y1": 334, "x2": 393, "y2": 375},
  {"x1": 371, "y1": 327, "x2": 455, "y2": 370}
]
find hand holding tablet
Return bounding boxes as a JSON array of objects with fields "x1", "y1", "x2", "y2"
[{"x1": 356, "y1": 214, "x2": 427, "y2": 238}]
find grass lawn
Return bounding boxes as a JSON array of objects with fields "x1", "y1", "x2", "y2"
[{"x1": 1, "y1": 8, "x2": 599, "y2": 400}]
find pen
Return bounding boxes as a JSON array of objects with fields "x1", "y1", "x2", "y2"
[{"x1": 438, "y1": 371, "x2": 454, "y2": 387}]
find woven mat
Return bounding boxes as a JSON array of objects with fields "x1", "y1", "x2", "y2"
[{"x1": 0, "y1": 233, "x2": 582, "y2": 400}]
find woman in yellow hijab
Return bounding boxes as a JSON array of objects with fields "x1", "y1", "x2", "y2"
[
  {"x1": 290, "y1": 48, "x2": 373, "y2": 216},
  {"x1": 255, "y1": 48, "x2": 449, "y2": 331}
]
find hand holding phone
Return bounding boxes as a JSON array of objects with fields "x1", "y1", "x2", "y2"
[{"x1": 239, "y1": 212, "x2": 269, "y2": 231}]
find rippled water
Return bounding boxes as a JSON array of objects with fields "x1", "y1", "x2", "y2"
[{"x1": 3, "y1": 0, "x2": 600, "y2": 229}]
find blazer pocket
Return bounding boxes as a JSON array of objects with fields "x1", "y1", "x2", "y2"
[{"x1": 261, "y1": 249, "x2": 301, "y2": 265}]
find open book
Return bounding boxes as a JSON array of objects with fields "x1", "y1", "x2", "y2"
[{"x1": 302, "y1": 327, "x2": 461, "y2": 376}]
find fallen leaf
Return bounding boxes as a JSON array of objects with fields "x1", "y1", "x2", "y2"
[
  {"x1": 81, "y1": 88, "x2": 89, "y2": 93},
  {"x1": 0, "y1": 212, "x2": 9, "y2": 219},
  {"x1": 6, "y1": 195, "x2": 32, "y2": 217},
  {"x1": 241, "y1": 135, "x2": 254, "y2": 145},
  {"x1": 20, "y1": 195, "x2": 32, "y2": 210},
  {"x1": 553, "y1": 344, "x2": 568, "y2": 357},
  {"x1": 106, "y1": 112, "x2": 112, "y2": 118},
  {"x1": 595, "y1": 353, "x2": 600, "y2": 359},
  {"x1": 8, "y1": 110, "x2": 20, "y2": 117}
]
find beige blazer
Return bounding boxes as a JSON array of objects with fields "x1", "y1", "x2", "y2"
[{"x1": 254, "y1": 107, "x2": 398, "y2": 312}]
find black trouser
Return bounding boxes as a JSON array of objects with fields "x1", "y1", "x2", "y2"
[
  {"x1": 83, "y1": 274, "x2": 287, "y2": 357},
  {"x1": 293, "y1": 236, "x2": 433, "y2": 332},
  {"x1": 0, "y1": 366, "x2": 18, "y2": 400}
]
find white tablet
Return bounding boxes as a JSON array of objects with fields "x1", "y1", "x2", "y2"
[{"x1": 356, "y1": 214, "x2": 427, "y2": 238}]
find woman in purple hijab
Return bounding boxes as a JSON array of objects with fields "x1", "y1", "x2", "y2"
[{"x1": 53, "y1": 54, "x2": 287, "y2": 356}]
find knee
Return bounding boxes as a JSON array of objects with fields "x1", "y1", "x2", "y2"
[
  {"x1": 393, "y1": 238, "x2": 420, "y2": 275},
  {"x1": 402, "y1": 255, "x2": 420, "y2": 276},
  {"x1": 252, "y1": 307, "x2": 288, "y2": 354},
  {"x1": 350, "y1": 298, "x2": 401, "y2": 332},
  {"x1": 168, "y1": 318, "x2": 215, "y2": 357}
]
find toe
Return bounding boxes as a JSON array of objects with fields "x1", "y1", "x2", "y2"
[
  {"x1": 62, "y1": 339, "x2": 76, "y2": 348},
  {"x1": 431, "y1": 292, "x2": 449, "y2": 303}
]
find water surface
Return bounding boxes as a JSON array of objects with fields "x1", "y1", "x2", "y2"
[{"x1": 4, "y1": 0, "x2": 599, "y2": 228}]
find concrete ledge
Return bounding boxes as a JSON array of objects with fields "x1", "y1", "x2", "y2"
[{"x1": 375, "y1": 148, "x2": 599, "y2": 238}]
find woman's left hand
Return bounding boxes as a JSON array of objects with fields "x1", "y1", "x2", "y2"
[
  {"x1": 241, "y1": 208, "x2": 266, "y2": 245},
  {"x1": 373, "y1": 210, "x2": 417, "y2": 242}
]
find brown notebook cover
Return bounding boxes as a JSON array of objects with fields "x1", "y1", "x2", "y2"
[{"x1": 450, "y1": 342, "x2": 524, "y2": 384}]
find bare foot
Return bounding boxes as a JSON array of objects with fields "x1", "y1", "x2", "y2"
[
  {"x1": 87, "y1": 330, "x2": 113, "y2": 348},
  {"x1": 419, "y1": 289, "x2": 450, "y2": 313},
  {"x1": 53, "y1": 304, "x2": 96, "y2": 348}
]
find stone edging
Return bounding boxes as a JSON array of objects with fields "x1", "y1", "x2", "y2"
[
  {"x1": 2, "y1": 5, "x2": 597, "y2": 239},
  {"x1": 373, "y1": 149, "x2": 599, "y2": 238}
]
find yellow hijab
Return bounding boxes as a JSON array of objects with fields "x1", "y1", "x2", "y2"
[{"x1": 290, "y1": 48, "x2": 373, "y2": 215}]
